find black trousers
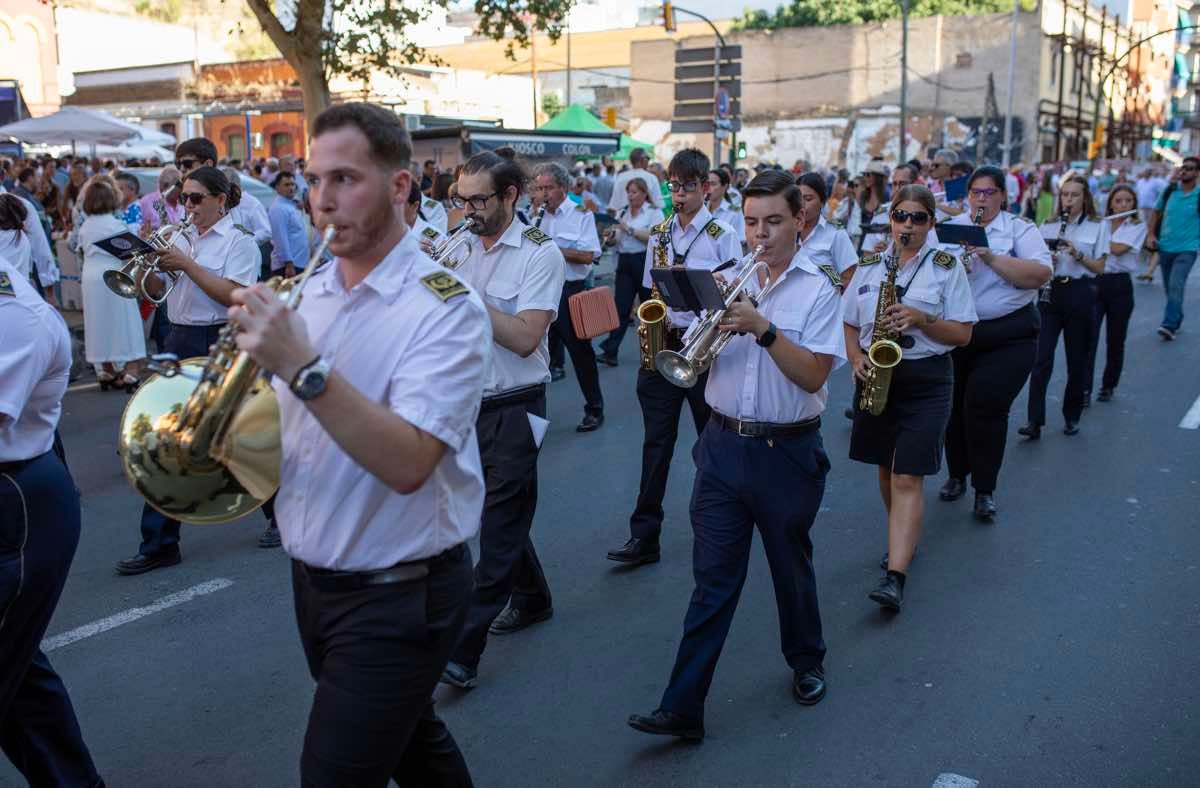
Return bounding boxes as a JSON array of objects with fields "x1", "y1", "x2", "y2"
[
  {"x1": 547, "y1": 280, "x2": 603, "y2": 413},
  {"x1": 659, "y1": 421, "x2": 828, "y2": 721},
  {"x1": 946, "y1": 302, "x2": 1039, "y2": 493},
  {"x1": 630, "y1": 366, "x2": 711, "y2": 540},
  {"x1": 1027, "y1": 279, "x2": 1097, "y2": 426},
  {"x1": 451, "y1": 393, "x2": 551, "y2": 669},
  {"x1": 599, "y1": 252, "x2": 650, "y2": 359},
  {"x1": 1084, "y1": 272, "x2": 1134, "y2": 393},
  {"x1": 292, "y1": 545, "x2": 474, "y2": 788},
  {"x1": 1, "y1": 451, "x2": 102, "y2": 787}
]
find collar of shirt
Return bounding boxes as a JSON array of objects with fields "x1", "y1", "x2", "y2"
[
  {"x1": 552, "y1": 198, "x2": 575, "y2": 219},
  {"x1": 198, "y1": 212, "x2": 235, "y2": 241},
  {"x1": 486, "y1": 215, "x2": 527, "y2": 253},
  {"x1": 674, "y1": 203, "x2": 714, "y2": 239},
  {"x1": 320, "y1": 230, "x2": 418, "y2": 305}
]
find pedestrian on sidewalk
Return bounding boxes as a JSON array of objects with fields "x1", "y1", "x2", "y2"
[{"x1": 1146, "y1": 157, "x2": 1200, "y2": 341}]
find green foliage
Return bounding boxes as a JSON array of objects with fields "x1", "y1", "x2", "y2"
[
  {"x1": 541, "y1": 93, "x2": 565, "y2": 118},
  {"x1": 733, "y1": 0, "x2": 1036, "y2": 30},
  {"x1": 133, "y1": 0, "x2": 185, "y2": 25}
]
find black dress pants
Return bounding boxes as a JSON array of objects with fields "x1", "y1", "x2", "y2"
[
  {"x1": 599, "y1": 252, "x2": 650, "y2": 359},
  {"x1": 451, "y1": 393, "x2": 551, "y2": 669},
  {"x1": 1027, "y1": 279, "x2": 1097, "y2": 426},
  {"x1": 1084, "y1": 272, "x2": 1134, "y2": 393},
  {"x1": 548, "y1": 280, "x2": 603, "y2": 413},
  {"x1": 945, "y1": 303, "x2": 1039, "y2": 493},
  {"x1": 630, "y1": 367, "x2": 711, "y2": 540},
  {"x1": 292, "y1": 545, "x2": 474, "y2": 788}
]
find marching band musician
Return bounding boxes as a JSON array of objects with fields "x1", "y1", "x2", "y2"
[
  {"x1": 859, "y1": 163, "x2": 918, "y2": 254},
  {"x1": 114, "y1": 166, "x2": 277, "y2": 576},
  {"x1": 1084, "y1": 185, "x2": 1144, "y2": 403},
  {"x1": 938, "y1": 166, "x2": 1051, "y2": 521},
  {"x1": 596, "y1": 176, "x2": 665, "y2": 367},
  {"x1": 0, "y1": 255, "x2": 103, "y2": 787},
  {"x1": 606, "y1": 148, "x2": 740, "y2": 567},
  {"x1": 229, "y1": 103, "x2": 487, "y2": 786},
  {"x1": 533, "y1": 162, "x2": 606, "y2": 432},
  {"x1": 844, "y1": 184, "x2": 976, "y2": 612},
  {"x1": 628, "y1": 169, "x2": 844, "y2": 740},
  {"x1": 1020, "y1": 173, "x2": 1107, "y2": 440},
  {"x1": 440, "y1": 148, "x2": 565, "y2": 690},
  {"x1": 795, "y1": 172, "x2": 859, "y2": 290},
  {"x1": 405, "y1": 174, "x2": 445, "y2": 250},
  {"x1": 706, "y1": 168, "x2": 745, "y2": 246}
]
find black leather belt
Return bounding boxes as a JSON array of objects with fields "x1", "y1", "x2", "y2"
[
  {"x1": 1052, "y1": 276, "x2": 1091, "y2": 284},
  {"x1": 297, "y1": 543, "x2": 466, "y2": 591},
  {"x1": 711, "y1": 411, "x2": 821, "y2": 438},
  {"x1": 481, "y1": 383, "x2": 545, "y2": 413}
]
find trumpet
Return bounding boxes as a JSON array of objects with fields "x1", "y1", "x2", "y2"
[
  {"x1": 655, "y1": 245, "x2": 772, "y2": 389},
  {"x1": 103, "y1": 214, "x2": 195, "y2": 305},
  {"x1": 429, "y1": 218, "x2": 477, "y2": 270}
]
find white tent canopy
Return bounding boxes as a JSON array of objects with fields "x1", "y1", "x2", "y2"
[{"x1": 0, "y1": 106, "x2": 175, "y2": 147}]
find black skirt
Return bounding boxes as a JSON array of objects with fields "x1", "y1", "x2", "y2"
[{"x1": 850, "y1": 353, "x2": 954, "y2": 476}]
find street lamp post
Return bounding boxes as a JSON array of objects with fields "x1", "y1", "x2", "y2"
[{"x1": 899, "y1": 0, "x2": 909, "y2": 166}]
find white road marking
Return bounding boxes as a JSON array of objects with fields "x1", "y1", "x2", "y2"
[
  {"x1": 932, "y1": 775, "x2": 979, "y2": 788},
  {"x1": 1180, "y1": 393, "x2": 1200, "y2": 429},
  {"x1": 40, "y1": 578, "x2": 234, "y2": 652},
  {"x1": 66, "y1": 382, "x2": 99, "y2": 393}
]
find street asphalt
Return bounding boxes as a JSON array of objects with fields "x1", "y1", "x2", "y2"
[{"x1": 3, "y1": 262, "x2": 1198, "y2": 787}]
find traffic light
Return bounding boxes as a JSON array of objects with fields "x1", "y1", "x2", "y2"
[
  {"x1": 662, "y1": 1, "x2": 677, "y2": 32},
  {"x1": 736, "y1": 140, "x2": 747, "y2": 160}
]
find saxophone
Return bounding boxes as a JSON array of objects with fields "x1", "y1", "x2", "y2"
[
  {"x1": 858, "y1": 234, "x2": 909, "y2": 417},
  {"x1": 636, "y1": 230, "x2": 670, "y2": 370}
]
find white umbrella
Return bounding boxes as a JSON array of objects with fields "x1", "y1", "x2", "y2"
[
  {"x1": 0, "y1": 106, "x2": 173, "y2": 146},
  {"x1": 95, "y1": 141, "x2": 174, "y2": 162},
  {"x1": 80, "y1": 108, "x2": 176, "y2": 146}
]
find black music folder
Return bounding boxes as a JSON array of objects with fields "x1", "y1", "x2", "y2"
[
  {"x1": 650, "y1": 266, "x2": 726, "y2": 315},
  {"x1": 93, "y1": 231, "x2": 155, "y2": 261},
  {"x1": 933, "y1": 223, "x2": 989, "y2": 248}
]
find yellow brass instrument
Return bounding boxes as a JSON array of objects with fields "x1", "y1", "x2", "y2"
[
  {"x1": 637, "y1": 230, "x2": 670, "y2": 370},
  {"x1": 655, "y1": 245, "x2": 769, "y2": 389},
  {"x1": 115, "y1": 225, "x2": 337, "y2": 524},
  {"x1": 430, "y1": 218, "x2": 477, "y2": 270},
  {"x1": 858, "y1": 234, "x2": 909, "y2": 416},
  {"x1": 103, "y1": 214, "x2": 195, "y2": 305}
]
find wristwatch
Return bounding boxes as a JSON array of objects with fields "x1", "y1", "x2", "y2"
[
  {"x1": 290, "y1": 356, "x2": 331, "y2": 401},
  {"x1": 756, "y1": 322, "x2": 778, "y2": 348}
]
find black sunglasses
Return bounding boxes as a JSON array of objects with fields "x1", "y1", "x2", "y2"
[
  {"x1": 180, "y1": 191, "x2": 213, "y2": 206},
  {"x1": 891, "y1": 208, "x2": 930, "y2": 225},
  {"x1": 175, "y1": 158, "x2": 197, "y2": 171}
]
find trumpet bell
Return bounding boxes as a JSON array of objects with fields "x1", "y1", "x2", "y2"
[
  {"x1": 117, "y1": 359, "x2": 279, "y2": 524},
  {"x1": 867, "y1": 339, "x2": 903, "y2": 369},
  {"x1": 103, "y1": 267, "x2": 139, "y2": 299},
  {"x1": 654, "y1": 349, "x2": 700, "y2": 388}
]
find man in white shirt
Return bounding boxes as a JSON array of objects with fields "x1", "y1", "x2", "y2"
[{"x1": 609, "y1": 147, "x2": 663, "y2": 213}]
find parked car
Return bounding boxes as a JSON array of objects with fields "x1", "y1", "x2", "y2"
[{"x1": 124, "y1": 167, "x2": 277, "y2": 210}]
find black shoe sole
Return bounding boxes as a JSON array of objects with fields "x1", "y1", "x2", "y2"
[
  {"x1": 488, "y1": 608, "x2": 553, "y2": 636},
  {"x1": 792, "y1": 683, "x2": 826, "y2": 706},
  {"x1": 974, "y1": 509, "x2": 996, "y2": 522},
  {"x1": 115, "y1": 553, "x2": 182, "y2": 576},
  {"x1": 607, "y1": 551, "x2": 661, "y2": 565},
  {"x1": 627, "y1": 718, "x2": 704, "y2": 740},
  {"x1": 868, "y1": 590, "x2": 901, "y2": 611}
]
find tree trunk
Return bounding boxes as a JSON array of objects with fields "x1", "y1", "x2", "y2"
[{"x1": 293, "y1": 51, "x2": 331, "y2": 133}]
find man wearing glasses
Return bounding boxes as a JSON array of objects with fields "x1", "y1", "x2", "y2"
[
  {"x1": 1147, "y1": 157, "x2": 1200, "y2": 341},
  {"x1": 607, "y1": 148, "x2": 741, "y2": 567}
]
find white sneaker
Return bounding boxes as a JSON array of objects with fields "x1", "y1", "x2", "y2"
[{"x1": 1158, "y1": 326, "x2": 1176, "y2": 341}]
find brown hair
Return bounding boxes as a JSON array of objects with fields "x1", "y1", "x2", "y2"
[
  {"x1": 625, "y1": 176, "x2": 650, "y2": 199},
  {"x1": 82, "y1": 177, "x2": 120, "y2": 215},
  {"x1": 312, "y1": 102, "x2": 412, "y2": 170},
  {"x1": 0, "y1": 193, "x2": 28, "y2": 231},
  {"x1": 1056, "y1": 173, "x2": 1098, "y2": 220},
  {"x1": 1105, "y1": 183, "x2": 1140, "y2": 223},
  {"x1": 890, "y1": 183, "x2": 936, "y2": 217}
]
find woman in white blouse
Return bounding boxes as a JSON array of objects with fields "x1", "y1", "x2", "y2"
[
  {"x1": 1085, "y1": 184, "x2": 1145, "y2": 403},
  {"x1": 78, "y1": 179, "x2": 146, "y2": 391},
  {"x1": 0, "y1": 194, "x2": 34, "y2": 282},
  {"x1": 597, "y1": 177, "x2": 665, "y2": 366}
]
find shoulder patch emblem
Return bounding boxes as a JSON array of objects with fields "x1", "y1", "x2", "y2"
[
  {"x1": 574, "y1": 203, "x2": 588, "y2": 212},
  {"x1": 706, "y1": 222, "x2": 725, "y2": 239},
  {"x1": 0, "y1": 272, "x2": 13, "y2": 296},
  {"x1": 233, "y1": 222, "x2": 254, "y2": 237},
  {"x1": 933, "y1": 250, "x2": 957, "y2": 269},
  {"x1": 859, "y1": 252, "x2": 882, "y2": 266},
  {"x1": 420, "y1": 271, "x2": 469, "y2": 302},
  {"x1": 523, "y1": 226, "x2": 552, "y2": 245},
  {"x1": 818, "y1": 263, "x2": 842, "y2": 289},
  {"x1": 423, "y1": 198, "x2": 439, "y2": 210},
  {"x1": 421, "y1": 226, "x2": 441, "y2": 240}
]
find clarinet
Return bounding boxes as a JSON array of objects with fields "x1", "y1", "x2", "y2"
[
  {"x1": 962, "y1": 206, "x2": 984, "y2": 272},
  {"x1": 1040, "y1": 210, "x2": 1069, "y2": 304}
]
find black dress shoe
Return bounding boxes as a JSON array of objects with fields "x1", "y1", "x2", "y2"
[
  {"x1": 973, "y1": 492, "x2": 997, "y2": 521},
  {"x1": 607, "y1": 537, "x2": 661, "y2": 565},
  {"x1": 550, "y1": 366, "x2": 566, "y2": 381},
  {"x1": 1097, "y1": 388, "x2": 1113, "y2": 402},
  {"x1": 597, "y1": 353, "x2": 619, "y2": 367},
  {"x1": 257, "y1": 522, "x2": 281, "y2": 548},
  {"x1": 627, "y1": 709, "x2": 704, "y2": 740},
  {"x1": 938, "y1": 477, "x2": 966, "y2": 501},
  {"x1": 115, "y1": 549, "x2": 181, "y2": 576},
  {"x1": 1017, "y1": 423, "x2": 1041, "y2": 440},
  {"x1": 792, "y1": 665, "x2": 826, "y2": 705},
  {"x1": 1063, "y1": 421, "x2": 1079, "y2": 436},
  {"x1": 576, "y1": 411, "x2": 604, "y2": 432},
  {"x1": 868, "y1": 574, "x2": 903, "y2": 611},
  {"x1": 488, "y1": 606, "x2": 553, "y2": 635},
  {"x1": 440, "y1": 661, "x2": 478, "y2": 689}
]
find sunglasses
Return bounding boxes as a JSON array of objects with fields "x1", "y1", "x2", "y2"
[
  {"x1": 180, "y1": 191, "x2": 213, "y2": 206},
  {"x1": 175, "y1": 158, "x2": 197, "y2": 171},
  {"x1": 891, "y1": 208, "x2": 930, "y2": 225}
]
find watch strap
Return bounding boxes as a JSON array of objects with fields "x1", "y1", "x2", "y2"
[
  {"x1": 756, "y1": 322, "x2": 778, "y2": 347},
  {"x1": 289, "y1": 355, "x2": 324, "y2": 394}
]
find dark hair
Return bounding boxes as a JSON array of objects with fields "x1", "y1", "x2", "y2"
[
  {"x1": 424, "y1": 159, "x2": 436, "y2": 168},
  {"x1": 709, "y1": 168, "x2": 730, "y2": 188},
  {"x1": 1056, "y1": 173, "x2": 1097, "y2": 219},
  {"x1": 796, "y1": 171, "x2": 828, "y2": 204},
  {"x1": 967, "y1": 165, "x2": 1008, "y2": 208},
  {"x1": 17, "y1": 167, "x2": 35, "y2": 184},
  {"x1": 0, "y1": 193, "x2": 28, "y2": 231},
  {"x1": 1184, "y1": 156, "x2": 1200, "y2": 167},
  {"x1": 185, "y1": 165, "x2": 241, "y2": 209},
  {"x1": 1105, "y1": 183, "x2": 1139, "y2": 222},
  {"x1": 741, "y1": 169, "x2": 802, "y2": 215},
  {"x1": 950, "y1": 161, "x2": 972, "y2": 178},
  {"x1": 274, "y1": 170, "x2": 296, "y2": 188},
  {"x1": 433, "y1": 172, "x2": 455, "y2": 202},
  {"x1": 460, "y1": 146, "x2": 528, "y2": 202},
  {"x1": 407, "y1": 176, "x2": 423, "y2": 204},
  {"x1": 891, "y1": 183, "x2": 937, "y2": 217},
  {"x1": 82, "y1": 179, "x2": 120, "y2": 215},
  {"x1": 891, "y1": 163, "x2": 917, "y2": 183},
  {"x1": 667, "y1": 148, "x2": 709, "y2": 183},
  {"x1": 176, "y1": 137, "x2": 218, "y2": 166},
  {"x1": 312, "y1": 102, "x2": 412, "y2": 170},
  {"x1": 629, "y1": 147, "x2": 649, "y2": 164},
  {"x1": 114, "y1": 171, "x2": 140, "y2": 196}
]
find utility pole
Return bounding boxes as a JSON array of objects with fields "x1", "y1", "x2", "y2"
[
  {"x1": 899, "y1": 0, "x2": 909, "y2": 165},
  {"x1": 1001, "y1": 0, "x2": 1020, "y2": 168},
  {"x1": 530, "y1": 27, "x2": 539, "y2": 125},
  {"x1": 566, "y1": 18, "x2": 572, "y2": 107}
]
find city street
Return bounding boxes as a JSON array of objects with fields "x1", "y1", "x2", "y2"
[{"x1": 3, "y1": 269, "x2": 1199, "y2": 788}]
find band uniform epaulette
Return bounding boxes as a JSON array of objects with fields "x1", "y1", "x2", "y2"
[
  {"x1": 523, "y1": 226, "x2": 551, "y2": 245},
  {"x1": 421, "y1": 226, "x2": 441, "y2": 240},
  {"x1": 420, "y1": 271, "x2": 469, "y2": 302},
  {"x1": 651, "y1": 219, "x2": 671, "y2": 235},
  {"x1": 706, "y1": 223, "x2": 725, "y2": 239},
  {"x1": 860, "y1": 252, "x2": 882, "y2": 266},
  {"x1": 423, "y1": 198, "x2": 439, "y2": 210},
  {"x1": 933, "y1": 250, "x2": 957, "y2": 269},
  {"x1": 0, "y1": 272, "x2": 13, "y2": 296},
  {"x1": 818, "y1": 263, "x2": 842, "y2": 289},
  {"x1": 233, "y1": 223, "x2": 254, "y2": 237}
]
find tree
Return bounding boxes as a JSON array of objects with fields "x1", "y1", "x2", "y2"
[
  {"x1": 244, "y1": 0, "x2": 575, "y2": 129},
  {"x1": 734, "y1": 0, "x2": 1036, "y2": 30},
  {"x1": 541, "y1": 93, "x2": 565, "y2": 119}
]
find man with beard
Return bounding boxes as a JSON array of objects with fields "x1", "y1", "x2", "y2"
[
  {"x1": 439, "y1": 147, "x2": 565, "y2": 690},
  {"x1": 230, "y1": 102, "x2": 489, "y2": 786}
]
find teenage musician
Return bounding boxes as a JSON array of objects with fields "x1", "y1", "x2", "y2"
[
  {"x1": 597, "y1": 176, "x2": 665, "y2": 366},
  {"x1": 1085, "y1": 185, "x2": 1144, "y2": 403}
]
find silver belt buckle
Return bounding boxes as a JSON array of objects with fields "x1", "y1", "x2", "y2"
[{"x1": 736, "y1": 418, "x2": 753, "y2": 438}]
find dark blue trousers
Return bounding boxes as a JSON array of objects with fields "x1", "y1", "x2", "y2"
[
  {"x1": 1, "y1": 451, "x2": 102, "y2": 787},
  {"x1": 138, "y1": 323, "x2": 276, "y2": 556},
  {"x1": 660, "y1": 420, "x2": 829, "y2": 721}
]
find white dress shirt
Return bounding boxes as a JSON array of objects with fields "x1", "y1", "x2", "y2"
[
  {"x1": 712, "y1": 200, "x2": 745, "y2": 244},
  {"x1": 798, "y1": 215, "x2": 859, "y2": 274},
  {"x1": 273, "y1": 230, "x2": 492, "y2": 571},
  {"x1": 0, "y1": 189, "x2": 57, "y2": 286},
  {"x1": 860, "y1": 204, "x2": 893, "y2": 253},
  {"x1": 456, "y1": 217, "x2": 564, "y2": 395},
  {"x1": 421, "y1": 198, "x2": 449, "y2": 236},
  {"x1": 1104, "y1": 220, "x2": 1147, "y2": 274},
  {"x1": 943, "y1": 210, "x2": 1051, "y2": 321},
  {"x1": 844, "y1": 238, "x2": 978, "y2": 359},
  {"x1": 706, "y1": 251, "x2": 846, "y2": 423},
  {"x1": 609, "y1": 168, "x2": 664, "y2": 212},
  {"x1": 229, "y1": 198, "x2": 272, "y2": 245},
  {"x1": 0, "y1": 257, "x2": 70, "y2": 462},
  {"x1": 0, "y1": 229, "x2": 32, "y2": 281},
  {"x1": 641, "y1": 204, "x2": 742, "y2": 330},
  {"x1": 166, "y1": 213, "x2": 259, "y2": 325},
  {"x1": 615, "y1": 204, "x2": 665, "y2": 255},
  {"x1": 1040, "y1": 216, "x2": 1107, "y2": 279},
  {"x1": 539, "y1": 198, "x2": 601, "y2": 282}
]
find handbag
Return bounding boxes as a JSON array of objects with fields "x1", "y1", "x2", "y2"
[{"x1": 568, "y1": 285, "x2": 619, "y2": 340}]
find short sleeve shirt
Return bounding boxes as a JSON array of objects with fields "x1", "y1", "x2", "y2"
[
  {"x1": 943, "y1": 210, "x2": 1051, "y2": 320},
  {"x1": 616, "y1": 204, "x2": 665, "y2": 255},
  {"x1": 421, "y1": 198, "x2": 449, "y2": 236},
  {"x1": 1154, "y1": 184, "x2": 1200, "y2": 253},
  {"x1": 799, "y1": 215, "x2": 859, "y2": 274},
  {"x1": 166, "y1": 213, "x2": 260, "y2": 325},
  {"x1": 641, "y1": 204, "x2": 741, "y2": 330},
  {"x1": 540, "y1": 199, "x2": 601, "y2": 282},
  {"x1": 1039, "y1": 216, "x2": 1106, "y2": 279},
  {"x1": 713, "y1": 201, "x2": 745, "y2": 245},
  {"x1": 1105, "y1": 220, "x2": 1148, "y2": 274}
]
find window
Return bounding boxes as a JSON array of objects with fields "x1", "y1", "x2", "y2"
[
  {"x1": 227, "y1": 133, "x2": 245, "y2": 159},
  {"x1": 270, "y1": 132, "x2": 293, "y2": 157}
]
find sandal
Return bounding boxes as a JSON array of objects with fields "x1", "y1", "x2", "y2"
[
  {"x1": 97, "y1": 371, "x2": 117, "y2": 391},
  {"x1": 121, "y1": 374, "x2": 140, "y2": 393}
]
